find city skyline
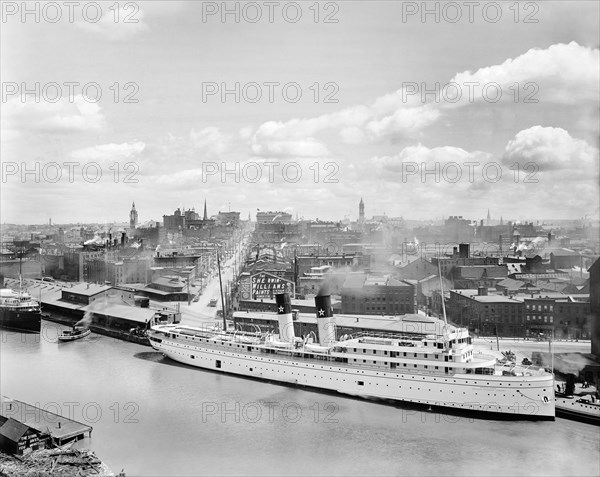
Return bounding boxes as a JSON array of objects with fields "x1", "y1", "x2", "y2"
[{"x1": 1, "y1": 1, "x2": 599, "y2": 224}]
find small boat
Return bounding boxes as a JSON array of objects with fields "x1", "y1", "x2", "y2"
[{"x1": 58, "y1": 326, "x2": 91, "y2": 342}]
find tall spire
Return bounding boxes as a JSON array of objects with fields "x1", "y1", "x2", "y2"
[
  {"x1": 203, "y1": 199, "x2": 208, "y2": 220},
  {"x1": 359, "y1": 197, "x2": 365, "y2": 222},
  {"x1": 130, "y1": 201, "x2": 138, "y2": 230}
]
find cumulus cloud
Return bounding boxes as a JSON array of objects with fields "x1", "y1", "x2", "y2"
[
  {"x1": 1, "y1": 95, "x2": 105, "y2": 135},
  {"x1": 448, "y1": 42, "x2": 599, "y2": 107},
  {"x1": 501, "y1": 126, "x2": 598, "y2": 172},
  {"x1": 248, "y1": 42, "x2": 598, "y2": 156},
  {"x1": 70, "y1": 141, "x2": 146, "y2": 161},
  {"x1": 249, "y1": 98, "x2": 436, "y2": 156},
  {"x1": 190, "y1": 127, "x2": 231, "y2": 156},
  {"x1": 365, "y1": 105, "x2": 441, "y2": 139},
  {"x1": 369, "y1": 144, "x2": 493, "y2": 187},
  {"x1": 250, "y1": 137, "x2": 329, "y2": 158}
]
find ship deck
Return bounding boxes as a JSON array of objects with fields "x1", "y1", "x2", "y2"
[{"x1": 152, "y1": 329, "x2": 552, "y2": 383}]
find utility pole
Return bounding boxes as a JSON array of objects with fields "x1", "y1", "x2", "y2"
[{"x1": 495, "y1": 324, "x2": 500, "y2": 351}]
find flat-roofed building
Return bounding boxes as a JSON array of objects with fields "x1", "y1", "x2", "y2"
[
  {"x1": 341, "y1": 274, "x2": 415, "y2": 315},
  {"x1": 61, "y1": 283, "x2": 112, "y2": 305}
]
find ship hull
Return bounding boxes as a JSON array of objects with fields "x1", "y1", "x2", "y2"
[
  {"x1": 0, "y1": 307, "x2": 41, "y2": 333},
  {"x1": 150, "y1": 334, "x2": 555, "y2": 420}
]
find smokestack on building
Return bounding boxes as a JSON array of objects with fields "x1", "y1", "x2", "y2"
[
  {"x1": 547, "y1": 232, "x2": 552, "y2": 244},
  {"x1": 314, "y1": 294, "x2": 336, "y2": 347},
  {"x1": 275, "y1": 293, "x2": 295, "y2": 343},
  {"x1": 477, "y1": 287, "x2": 488, "y2": 296},
  {"x1": 459, "y1": 243, "x2": 469, "y2": 259}
]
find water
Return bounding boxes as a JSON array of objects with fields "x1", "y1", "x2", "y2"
[{"x1": 1, "y1": 321, "x2": 598, "y2": 476}]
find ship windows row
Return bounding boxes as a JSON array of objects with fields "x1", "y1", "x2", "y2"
[{"x1": 352, "y1": 348, "x2": 446, "y2": 360}]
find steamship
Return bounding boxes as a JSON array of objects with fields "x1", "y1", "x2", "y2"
[
  {"x1": 0, "y1": 288, "x2": 42, "y2": 333},
  {"x1": 149, "y1": 294, "x2": 555, "y2": 419}
]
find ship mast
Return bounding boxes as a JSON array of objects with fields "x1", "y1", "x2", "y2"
[
  {"x1": 437, "y1": 259, "x2": 449, "y2": 347},
  {"x1": 217, "y1": 250, "x2": 227, "y2": 332}
]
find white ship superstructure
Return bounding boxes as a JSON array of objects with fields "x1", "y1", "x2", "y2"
[
  {"x1": 0, "y1": 288, "x2": 42, "y2": 332},
  {"x1": 149, "y1": 293, "x2": 555, "y2": 419}
]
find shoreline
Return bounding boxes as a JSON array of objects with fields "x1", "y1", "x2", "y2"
[{"x1": 0, "y1": 447, "x2": 118, "y2": 477}]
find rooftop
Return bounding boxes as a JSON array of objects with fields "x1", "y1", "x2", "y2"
[
  {"x1": 496, "y1": 278, "x2": 527, "y2": 290},
  {"x1": 0, "y1": 418, "x2": 30, "y2": 441},
  {"x1": 64, "y1": 283, "x2": 112, "y2": 296},
  {"x1": 0, "y1": 395, "x2": 92, "y2": 442}
]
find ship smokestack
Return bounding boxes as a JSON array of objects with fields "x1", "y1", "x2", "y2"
[
  {"x1": 314, "y1": 294, "x2": 336, "y2": 347},
  {"x1": 275, "y1": 293, "x2": 295, "y2": 343}
]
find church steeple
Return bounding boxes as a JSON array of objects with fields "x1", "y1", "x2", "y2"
[{"x1": 203, "y1": 199, "x2": 208, "y2": 221}]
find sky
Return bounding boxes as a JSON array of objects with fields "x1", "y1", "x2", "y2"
[{"x1": 1, "y1": 1, "x2": 599, "y2": 225}]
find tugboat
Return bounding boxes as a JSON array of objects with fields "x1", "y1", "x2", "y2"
[{"x1": 58, "y1": 326, "x2": 91, "y2": 342}]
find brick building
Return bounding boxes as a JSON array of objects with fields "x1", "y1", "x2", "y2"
[
  {"x1": 341, "y1": 274, "x2": 415, "y2": 315},
  {"x1": 448, "y1": 288, "x2": 591, "y2": 338}
]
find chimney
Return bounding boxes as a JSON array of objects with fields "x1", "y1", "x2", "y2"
[
  {"x1": 453, "y1": 246, "x2": 458, "y2": 257},
  {"x1": 477, "y1": 286, "x2": 488, "y2": 296},
  {"x1": 275, "y1": 293, "x2": 295, "y2": 343},
  {"x1": 314, "y1": 294, "x2": 336, "y2": 347},
  {"x1": 459, "y1": 243, "x2": 469, "y2": 259},
  {"x1": 547, "y1": 232, "x2": 552, "y2": 244}
]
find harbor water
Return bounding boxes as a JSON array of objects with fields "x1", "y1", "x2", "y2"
[{"x1": 1, "y1": 321, "x2": 598, "y2": 476}]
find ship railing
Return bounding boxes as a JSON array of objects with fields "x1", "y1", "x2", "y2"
[{"x1": 343, "y1": 331, "x2": 424, "y2": 342}]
